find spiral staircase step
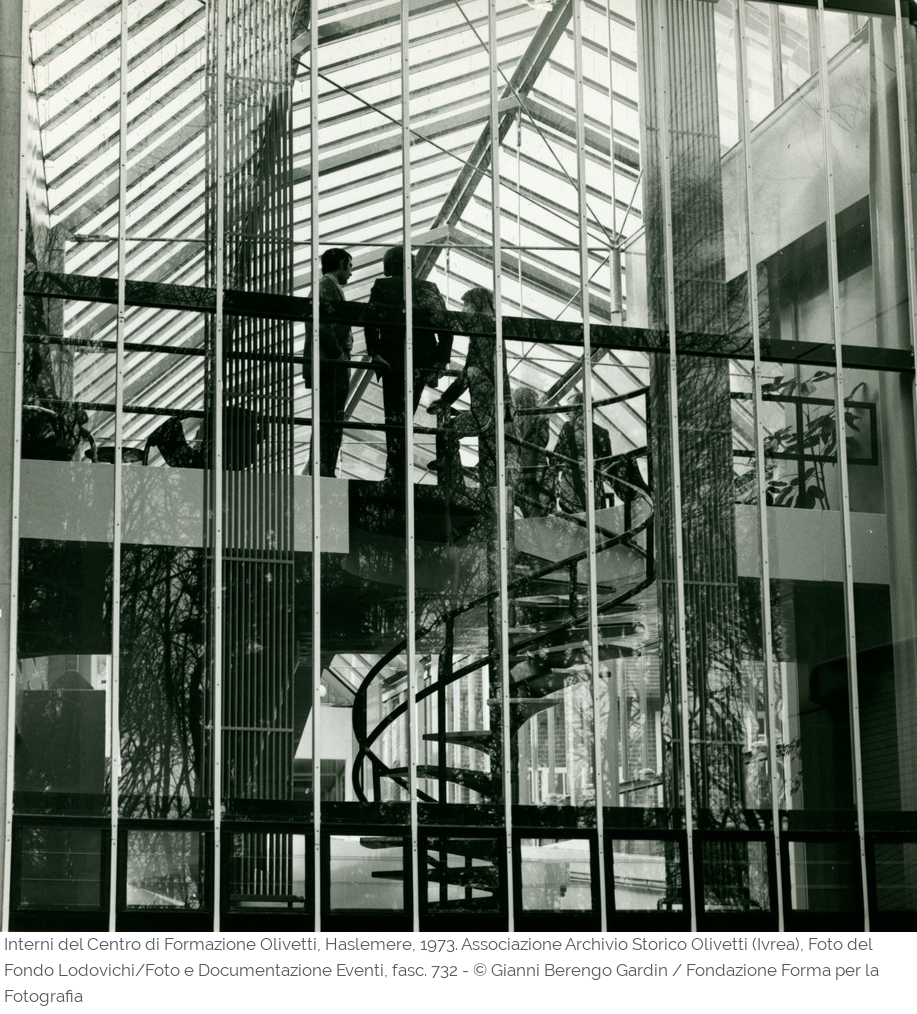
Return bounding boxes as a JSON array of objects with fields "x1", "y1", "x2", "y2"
[
  {"x1": 387, "y1": 765, "x2": 496, "y2": 797},
  {"x1": 423, "y1": 862, "x2": 499, "y2": 891},
  {"x1": 422, "y1": 730, "x2": 496, "y2": 753},
  {"x1": 358, "y1": 836, "x2": 404, "y2": 850},
  {"x1": 425, "y1": 838, "x2": 501, "y2": 862}
]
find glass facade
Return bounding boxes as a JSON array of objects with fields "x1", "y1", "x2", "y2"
[{"x1": 2, "y1": 0, "x2": 917, "y2": 932}]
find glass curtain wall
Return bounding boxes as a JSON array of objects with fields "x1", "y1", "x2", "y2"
[{"x1": 7, "y1": 0, "x2": 917, "y2": 932}]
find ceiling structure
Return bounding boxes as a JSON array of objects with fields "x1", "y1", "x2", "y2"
[{"x1": 25, "y1": 0, "x2": 784, "y2": 478}]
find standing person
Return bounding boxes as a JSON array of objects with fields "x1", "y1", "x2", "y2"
[
  {"x1": 513, "y1": 386, "x2": 552, "y2": 516},
  {"x1": 429, "y1": 287, "x2": 516, "y2": 491},
  {"x1": 364, "y1": 246, "x2": 451, "y2": 482},
  {"x1": 554, "y1": 391, "x2": 613, "y2": 513},
  {"x1": 306, "y1": 248, "x2": 353, "y2": 476}
]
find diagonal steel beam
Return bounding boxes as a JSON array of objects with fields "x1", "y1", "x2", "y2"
[
  {"x1": 292, "y1": 98, "x2": 518, "y2": 186},
  {"x1": 412, "y1": 0, "x2": 573, "y2": 279},
  {"x1": 522, "y1": 95, "x2": 640, "y2": 171},
  {"x1": 343, "y1": 1, "x2": 573, "y2": 418}
]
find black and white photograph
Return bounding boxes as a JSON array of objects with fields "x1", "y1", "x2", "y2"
[{"x1": 1, "y1": 0, "x2": 916, "y2": 973}]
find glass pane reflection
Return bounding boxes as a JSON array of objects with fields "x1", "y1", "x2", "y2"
[
  {"x1": 16, "y1": 826, "x2": 105, "y2": 912},
  {"x1": 518, "y1": 837, "x2": 595, "y2": 915},
  {"x1": 610, "y1": 837, "x2": 682, "y2": 914},
  {"x1": 123, "y1": 829, "x2": 208, "y2": 911},
  {"x1": 327, "y1": 835, "x2": 406, "y2": 914}
]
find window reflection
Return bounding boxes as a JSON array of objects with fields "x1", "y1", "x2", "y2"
[{"x1": 8, "y1": 0, "x2": 917, "y2": 933}]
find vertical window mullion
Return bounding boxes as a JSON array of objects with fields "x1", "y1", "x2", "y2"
[
  {"x1": 309, "y1": 0, "x2": 322, "y2": 934},
  {"x1": 573, "y1": 0, "x2": 607, "y2": 932},
  {"x1": 655, "y1": 1, "x2": 698, "y2": 930},
  {"x1": 487, "y1": 0, "x2": 514, "y2": 932},
  {"x1": 108, "y1": 0, "x2": 129, "y2": 933},
  {"x1": 893, "y1": 0, "x2": 917, "y2": 460},
  {"x1": 212, "y1": 0, "x2": 228, "y2": 932},
  {"x1": 769, "y1": 4, "x2": 784, "y2": 107},
  {"x1": 605, "y1": 0, "x2": 620, "y2": 319},
  {"x1": 736, "y1": 0, "x2": 785, "y2": 931},
  {"x1": 1, "y1": 0, "x2": 30, "y2": 935},
  {"x1": 814, "y1": 0, "x2": 869, "y2": 929},
  {"x1": 401, "y1": 0, "x2": 419, "y2": 933},
  {"x1": 515, "y1": 111, "x2": 523, "y2": 316}
]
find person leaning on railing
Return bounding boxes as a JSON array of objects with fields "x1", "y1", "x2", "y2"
[{"x1": 428, "y1": 287, "x2": 517, "y2": 491}]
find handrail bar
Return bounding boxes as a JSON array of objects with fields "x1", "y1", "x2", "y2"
[{"x1": 349, "y1": 491, "x2": 654, "y2": 801}]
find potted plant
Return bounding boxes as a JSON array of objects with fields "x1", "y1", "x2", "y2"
[{"x1": 761, "y1": 371, "x2": 867, "y2": 509}]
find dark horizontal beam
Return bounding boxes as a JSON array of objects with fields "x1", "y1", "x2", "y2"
[{"x1": 24, "y1": 269, "x2": 915, "y2": 373}]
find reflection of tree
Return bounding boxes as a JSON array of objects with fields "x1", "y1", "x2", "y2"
[
  {"x1": 125, "y1": 830, "x2": 204, "y2": 909},
  {"x1": 638, "y1": 0, "x2": 762, "y2": 914},
  {"x1": 655, "y1": 349, "x2": 764, "y2": 912},
  {"x1": 119, "y1": 545, "x2": 207, "y2": 818},
  {"x1": 22, "y1": 208, "x2": 99, "y2": 463},
  {"x1": 17, "y1": 539, "x2": 111, "y2": 658}
]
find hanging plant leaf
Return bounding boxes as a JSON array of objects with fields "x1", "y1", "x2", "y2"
[{"x1": 814, "y1": 414, "x2": 836, "y2": 433}]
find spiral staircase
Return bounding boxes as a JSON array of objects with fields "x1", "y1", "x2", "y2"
[{"x1": 345, "y1": 432, "x2": 656, "y2": 920}]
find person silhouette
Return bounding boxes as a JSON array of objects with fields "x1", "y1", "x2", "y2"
[
  {"x1": 553, "y1": 391, "x2": 613, "y2": 513},
  {"x1": 428, "y1": 287, "x2": 516, "y2": 491},
  {"x1": 364, "y1": 246, "x2": 452, "y2": 481},
  {"x1": 305, "y1": 248, "x2": 353, "y2": 476}
]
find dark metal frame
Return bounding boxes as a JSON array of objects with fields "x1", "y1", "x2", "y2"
[
  {"x1": 319, "y1": 825, "x2": 413, "y2": 932},
  {"x1": 511, "y1": 827, "x2": 601, "y2": 931},
  {"x1": 693, "y1": 830, "x2": 779, "y2": 931},
  {"x1": 8, "y1": 816, "x2": 110, "y2": 932},
  {"x1": 219, "y1": 821, "x2": 314, "y2": 932},
  {"x1": 603, "y1": 828, "x2": 691, "y2": 931},
  {"x1": 864, "y1": 830, "x2": 917, "y2": 931},
  {"x1": 418, "y1": 826, "x2": 508, "y2": 931},
  {"x1": 115, "y1": 819, "x2": 214, "y2": 932},
  {"x1": 779, "y1": 830, "x2": 864, "y2": 931}
]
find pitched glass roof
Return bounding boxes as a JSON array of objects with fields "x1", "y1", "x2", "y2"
[{"x1": 26, "y1": 0, "x2": 802, "y2": 477}]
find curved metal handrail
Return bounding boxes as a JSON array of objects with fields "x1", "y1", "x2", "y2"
[{"x1": 350, "y1": 466, "x2": 655, "y2": 803}]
